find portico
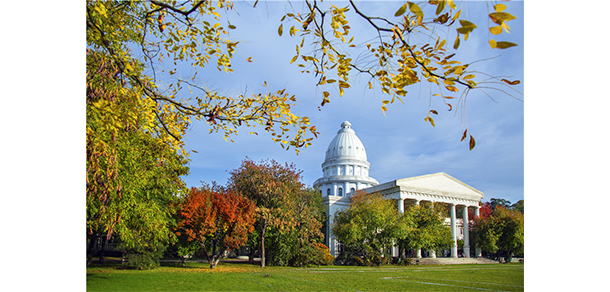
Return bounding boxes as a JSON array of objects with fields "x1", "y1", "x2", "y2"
[{"x1": 362, "y1": 172, "x2": 484, "y2": 258}]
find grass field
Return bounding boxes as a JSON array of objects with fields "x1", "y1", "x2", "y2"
[{"x1": 87, "y1": 261, "x2": 524, "y2": 291}]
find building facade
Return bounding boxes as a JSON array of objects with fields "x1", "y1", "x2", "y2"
[{"x1": 313, "y1": 121, "x2": 484, "y2": 258}]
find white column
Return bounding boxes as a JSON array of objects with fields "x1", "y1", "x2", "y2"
[
  {"x1": 398, "y1": 198, "x2": 405, "y2": 213},
  {"x1": 450, "y1": 203, "x2": 458, "y2": 258},
  {"x1": 474, "y1": 206, "x2": 482, "y2": 257},
  {"x1": 414, "y1": 199, "x2": 422, "y2": 258},
  {"x1": 463, "y1": 206, "x2": 470, "y2": 258}
]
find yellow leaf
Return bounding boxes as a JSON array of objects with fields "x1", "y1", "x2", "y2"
[
  {"x1": 494, "y1": 3, "x2": 507, "y2": 12},
  {"x1": 290, "y1": 55, "x2": 298, "y2": 64},
  {"x1": 408, "y1": 2, "x2": 424, "y2": 17},
  {"x1": 489, "y1": 26, "x2": 503, "y2": 35},
  {"x1": 489, "y1": 12, "x2": 517, "y2": 25},
  {"x1": 445, "y1": 85, "x2": 459, "y2": 92},
  {"x1": 395, "y1": 3, "x2": 408, "y2": 17},
  {"x1": 489, "y1": 39, "x2": 497, "y2": 49},
  {"x1": 457, "y1": 20, "x2": 477, "y2": 35},
  {"x1": 494, "y1": 41, "x2": 518, "y2": 49},
  {"x1": 435, "y1": 0, "x2": 446, "y2": 15},
  {"x1": 453, "y1": 35, "x2": 460, "y2": 49},
  {"x1": 452, "y1": 9, "x2": 462, "y2": 21},
  {"x1": 278, "y1": 24, "x2": 283, "y2": 36},
  {"x1": 424, "y1": 116, "x2": 435, "y2": 127}
]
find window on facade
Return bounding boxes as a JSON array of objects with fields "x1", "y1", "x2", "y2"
[
  {"x1": 338, "y1": 187, "x2": 343, "y2": 197},
  {"x1": 350, "y1": 187, "x2": 355, "y2": 193},
  {"x1": 327, "y1": 188, "x2": 331, "y2": 196}
]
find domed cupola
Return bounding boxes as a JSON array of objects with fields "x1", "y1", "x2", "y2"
[
  {"x1": 324, "y1": 121, "x2": 368, "y2": 162},
  {"x1": 314, "y1": 121, "x2": 378, "y2": 197}
]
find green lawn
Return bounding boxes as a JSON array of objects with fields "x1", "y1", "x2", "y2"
[{"x1": 87, "y1": 262, "x2": 524, "y2": 291}]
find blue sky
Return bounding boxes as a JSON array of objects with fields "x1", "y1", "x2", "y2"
[{"x1": 177, "y1": 0, "x2": 525, "y2": 204}]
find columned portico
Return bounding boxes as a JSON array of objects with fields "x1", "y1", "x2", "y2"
[{"x1": 362, "y1": 173, "x2": 484, "y2": 259}]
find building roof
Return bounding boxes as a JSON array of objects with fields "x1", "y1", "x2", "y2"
[
  {"x1": 363, "y1": 172, "x2": 484, "y2": 205},
  {"x1": 324, "y1": 121, "x2": 368, "y2": 162}
]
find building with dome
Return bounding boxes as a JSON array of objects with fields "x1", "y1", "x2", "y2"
[{"x1": 313, "y1": 121, "x2": 485, "y2": 258}]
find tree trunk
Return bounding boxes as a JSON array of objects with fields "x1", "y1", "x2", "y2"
[
  {"x1": 248, "y1": 246, "x2": 254, "y2": 264},
  {"x1": 87, "y1": 232, "x2": 97, "y2": 266},
  {"x1": 260, "y1": 221, "x2": 267, "y2": 268},
  {"x1": 121, "y1": 251, "x2": 127, "y2": 268},
  {"x1": 99, "y1": 236, "x2": 108, "y2": 263}
]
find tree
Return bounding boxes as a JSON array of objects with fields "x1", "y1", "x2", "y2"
[
  {"x1": 490, "y1": 198, "x2": 512, "y2": 211},
  {"x1": 396, "y1": 204, "x2": 453, "y2": 258},
  {"x1": 511, "y1": 199, "x2": 524, "y2": 214},
  {"x1": 175, "y1": 184, "x2": 256, "y2": 269},
  {"x1": 86, "y1": 50, "x2": 189, "y2": 267},
  {"x1": 228, "y1": 158, "x2": 304, "y2": 267},
  {"x1": 86, "y1": 0, "x2": 315, "y2": 265},
  {"x1": 86, "y1": 0, "x2": 318, "y2": 155},
  {"x1": 332, "y1": 191, "x2": 399, "y2": 265},
  {"x1": 470, "y1": 205, "x2": 524, "y2": 263},
  {"x1": 266, "y1": 187, "x2": 326, "y2": 267},
  {"x1": 278, "y1": 0, "x2": 522, "y2": 149}
]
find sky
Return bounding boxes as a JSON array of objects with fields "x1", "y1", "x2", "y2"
[{"x1": 177, "y1": 0, "x2": 525, "y2": 204}]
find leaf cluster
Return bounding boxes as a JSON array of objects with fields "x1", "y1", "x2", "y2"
[
  {"x1": 228, "y1": 159, "x2": 326, "y2": 267},
  {"x1": 332, "y1": 191, "x2": 400, "y2": 261},
  {"x1": 174, "y1": 184, "x2": 256, "y2": 268},
  {"x1": 277, "y1": 0, "x2": 522, "y2": 150},
  {"x1": 86, "y1": 0, "x2": 319, "y2": 157},
  {"x1": 470, "y1": 205, "x2": 524, "y2": 258}
]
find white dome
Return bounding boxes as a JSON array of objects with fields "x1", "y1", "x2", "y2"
[
  {"x1": 324, "y1": 121, "x2": 368, "y2": 162},
  {"x1": 314, "y1": 121, "x2": 378, "y2": 197}
]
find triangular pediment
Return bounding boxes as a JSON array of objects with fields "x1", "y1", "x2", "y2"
[{"x1": 395, "y1": 172, "x2": 483, "y2": 200}]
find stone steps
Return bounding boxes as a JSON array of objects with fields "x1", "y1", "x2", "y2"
[{"x1": 415, "y1": 257, "x2": 500, "y2": 265}]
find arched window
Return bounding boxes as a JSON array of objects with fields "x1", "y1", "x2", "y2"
[
  {"x1": 350, "y1": 187, "x2": 355, "y2": 193},
  {"x1": 327, "y1": 188, "x2": 331, "y2": 196},
  {"x1": 338, "y1": 187, "x2": 343, "y2": 197}
]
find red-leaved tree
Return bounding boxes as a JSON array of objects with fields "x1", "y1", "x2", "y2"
[{"x1": 175, "y1": 185, "x2": 255, "y2": 269}]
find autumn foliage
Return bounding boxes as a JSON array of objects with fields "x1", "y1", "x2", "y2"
[
  {"x1": 229, "y1": 158, "x2": 325, "y2": 267},
  {"x1": 175, "y1": 185, "x2": 255, "y2": 269}
]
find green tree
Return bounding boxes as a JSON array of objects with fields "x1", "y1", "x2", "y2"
[
  {"x1": 511, "y1": 199, "x2": 524, "y2": 214},
  {"x1": 470, "y1": 206, "x2": 524, "y2": 263},
  {"x1": 396, "y1": 204, "x2": 453, "y2": 258},
  {"x1": 86, "y1": 0, "x2": 316, "y2": 265},
  {"x1": 228, "y1": 158, "x2": 304, "y2": 267},
  {"x1": 332, "y1": 191, "x2": 399, "y2": 265},
  {"x1": 266, "y1": 187, "x2": 326, "y2": 267},
  {"x1": 86, "y1": 50, "x2": 189, "y2": 267},
  {"x1": 490, "y1": 198, "x2": 512, "y2": 211}
]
